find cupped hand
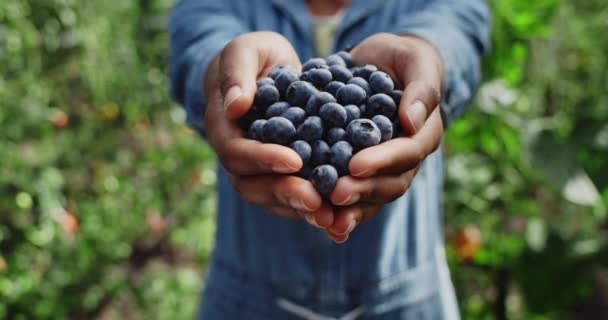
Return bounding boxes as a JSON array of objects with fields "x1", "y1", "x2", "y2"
[
  {"x1": 203, "y1": 32, "x2": 333, "y2": 228},
  {"x1": 325, "y1": 33, "x2": 446, "y2": 242}
]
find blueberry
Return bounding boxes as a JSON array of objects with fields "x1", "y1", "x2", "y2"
[
  {"x1": 389, "y1": 89, "x2": 403, "y2": 106},
  {"x1": 392, "y1": 120, "x2": 402, "y2": 138},
  {"x1": 274, "y1": 70, "x2": 300, "y2": 97},
  {"x1": 326, "y1": 54, "x2": 346, "y2": 67},
  {"x1": 326, "y1": 127, "x2": 346, "y2": 145},
  {"x1": 358, "y1": 104, "x2": 366, "y2": 118},
  {"x1": 297, "y1": 116, "x2": 324, "y2": 142},
  {"x1": 324, "y1": 81, "x2": 345, "y2": 96},
  {"x1": 369, "y1": 71, "x2": 395, "y2": 94},
  {"x1": 329, "y1": 65, "x2": 353, "y2": 83},
  {"x1": 310, "y1": 140, "x2": 331, "y2": 166},
  {"x1": 290, "y1": 140, "x2": 312, "y2": 165},
  {"x1": 281, "y1": 107, "x2": 307, "y2": 127},
  {"x1": 344, "y1": 104, "x2": 361, "y2": 124},
  {"x1": 336, "y1": 84, "x2": 366, "y2": 106},
  {"x1": 346, "y1": 119, "x2": 381, "y2": 149},
  {"x1": 304, "y1": 91, "x2": 336, "y2": 116},
  {"x1": 372, "y1": 115, "x2": 393, "y2": 142},
  {"x1": 262, "y1": 117, "x2": 296, "y2": 145},
  {"x1": 319, "y1": 102, "x2": 347, "y2": 127},
  {"x1": 238, "y1": 108, "x2": 262, "y2": 131},
  {"x1": 248, "y1": 119, "x2": 267, "y2": 141},
  {"x1": 348, "y1": 77, "x2": 372, "y2": 97},
  {"x1": 366, "y1": 93, "x2": 397, "y2": 119},
  {"x1": 257, "y1": 77, "x2": 275, "y2": 88},
  {"x1": 286, "y1": 81, "x2": 318, "y2": 107},
  {"x1": 302, "y1": 58, "x2": 328, "y2": 72},
  {"x1": 310, "y1": 165, "x2": 338, "y2": 195},
  {"x1": 330, "y1": 141, "x2": 353, "y2": 176},
  {"x1": 300, "y1": 71, "x2": 311, "y2": 82},
  {"x1": 268, "y1": 64, "x2": 296, "y2": 79},
  {"x1": 297, "y1": 165, "x2": 314, "y2": 179},
  {"x1": 336, "y1": 51, "x2": 353, "y2": 68},
  {"x1": 265, "y1": 101, "x2": 290, "y2": 119},
  {"x1": 254, "y1": 84, "x2": 280, "y2": 110},
  {"x1": 307, "y1": 68, "x2": 333, "y2": 88},
  {"x1": 352, "y1": 64, "x2": 378, "y2": 80}
]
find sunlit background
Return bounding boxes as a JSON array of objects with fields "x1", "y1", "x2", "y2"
[{"x1": 1, "y1": 0, "x2": 607, "y2": 319}]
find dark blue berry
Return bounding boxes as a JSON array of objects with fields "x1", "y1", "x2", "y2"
[
  {"x1": 366, "y1": 93, "x2": 397, "y2": 119},
  {"x1": 389, "y1": 89, "x2": 403, "y2": 106},
  {"x1": 265, "y1": 101, "x2": 290, "y2": 119},
  {"x1": 297, "y1": 116, "x2": 324, "y2": 142},
  {"x1": 281, "y1": 107, "x2": 307, "y2": 127},
  {"x1": 392, "y1": 120, "x2": 402, "y2": 138},
  {"x1": 352, "y1": 64, "x2": 377, "y2": 80},
  {"x1": 290, "y1": 140, "x2": 312, "y2": 165},
  {"x1": 297, "y1": 165, "x2": 314, "y2": 179},
  {"x1": 328, "y1": 65, "x2": 353, "y2": 83},
  {"x1": 248, "y1": 119, "x2": 266, "y2": 141},
  {"x1": 274, "y1": 70, "x2": 299, "y2": 98},
  {"x1": 324, "y1": 81, "x2": 345, "y2": 96},
  {"x1": 344, "y1": 104, "x2": 361, "y2": 124},
  {"x1": 372, "y1": 115, "x2": 393, "y2": 142},
  {"x1": 307, "y1": 68, "x2": 333, "y2": 88},
  {"x1": 286, "y1": 81, "x2": 318, "y2": 107},
  {"x1": 302, "y1": 58, "x2": 327, "y2": 72},
  {"x1": 268, "y1": 64, "x2": 295, "y2": 79},
  {"x1": 348, "y1": 77, "x2": 372, "y2": 97},
  {"x1": 310, "y1": 140, "x2": 331, "y2": 166},
  {"x1": 304, "y1": 92, "x2": 336, "y2": 116},
  {"x1": 300, "y1": 71, "x2": 311, "y2": 82},
  {"x1": 336, "y1": 84, "x2": 366, "y2": 106},
  {"x1": 254, "y1": 84, "x2": 280, "y2": 110},
  {"x1": 326, "y1": 127, "x2": 346, "y2": 145},
  {"x1": 330, "y1": 141, "x2": 353, "y2": 176},
  {"x1": 346, "y1": 119, "x2": 381, "y2": 149},
  {"x1": 319, "y1": 102, "x2": 347, "y2": 127},
  {"x1": 326, "y1": 54, "x2": 346, "y2": 67},
  {"x1": 336, "y1": 51, "x2": 353, "y2": 68},
  {"x1": 369, "y1": 71, "x2": 395, "y2": 94},
  {"x1": 238, "y1": 108, "x2": 262, "y2": 130},
  {"x1": 310, "y1": 165, "x2": 338, "y2": 195},
  {"x1": 262, "y1": 117, "x2": 296, "y2": 145},
  {"x1": 257, "y1": 77, "x2": 275, "y2": 88}
]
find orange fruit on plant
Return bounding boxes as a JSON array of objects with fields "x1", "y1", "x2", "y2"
[
  {"x1": 52, "y1": 110, "x2": 69, "y2": 129},
  {"x1": 453, "y1": 225, "x2": 481, "y2": 262}
]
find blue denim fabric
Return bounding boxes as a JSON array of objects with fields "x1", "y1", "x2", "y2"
[{"x1": 168, "y1": 0, "x2": 490, "y2": 319}]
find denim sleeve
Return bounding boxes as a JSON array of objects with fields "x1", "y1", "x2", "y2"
[
  {"x1": 168, "y1": 0, "x2": 248, "y2": 136},
  {"x1": 391, "y1": 0, "x2": 491, "y2": 127}
]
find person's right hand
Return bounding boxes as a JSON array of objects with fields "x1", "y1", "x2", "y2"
[{"x1": 203, "y1": 32, "x2": 333, "y2": 228}]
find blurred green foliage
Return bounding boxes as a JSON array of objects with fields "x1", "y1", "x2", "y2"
[{"x1": 0, "y1": 0, "x2": 606, "y2": 319}]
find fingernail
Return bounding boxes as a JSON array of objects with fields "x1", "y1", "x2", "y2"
[
  {"x1": 223, "y1": 86, "x2": 242, "y2": 110},
  {"x1": 272, "y1": 161, "x2": 298, "y2": 173},
  {"x1": 305, "y1": 213, "x2": 321, "y2": 228},
  {"x1": 330, "y1": 219, "x2": 356, "y2": 236},
  {"x1": 352, "y1": 168, "x2": 374, "y2": 178},
  {"x1": 330, "y1": 233, "x2": 349, "y2": 243},
  {"x1": 407, "y1": 101, "x2": 427, "y2": 133},
  {"x1": 289, "y1": 198, "x2": 314, "y2": 212},
  {"x1": 336, "y1": 193, "x2": 360, "y2": 206}
]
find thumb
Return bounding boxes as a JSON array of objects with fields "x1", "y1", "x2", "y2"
[{"x1": 219, "y1": 32, "x2": 301, "y2": 120}]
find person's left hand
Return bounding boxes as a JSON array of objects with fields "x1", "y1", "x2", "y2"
[{"x1": 324, "y1": 33, "x2": 445, "y2": 243}]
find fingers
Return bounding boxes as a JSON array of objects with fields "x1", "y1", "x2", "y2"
[
  {"x1": 329, "y1": 170, "x2": 418, "y2": 206},
  {"x1": 304, "y1": 203, "x2": 334, "y2": 229},
  {"x1": 326, "y1": 203, "x2": 383, "y2": 242},
  {"x1": 219, "y1": 32, "x2": 301, "y2": 120},
  {"x1": 232, "y1": 175, "x2": 322, "y2": 213},
  {"x1": 267, "y1": 206, "x2": 301, "y2": 219},
  {"x1": 219, "y1": 138, "x2": 303, "y2": 175},
  {"x1": 394, "y1": 36, "x2": 443, "y2": 135},
  {"x1": 349, "y1": 108, "x2": 443, "y2": 178}
]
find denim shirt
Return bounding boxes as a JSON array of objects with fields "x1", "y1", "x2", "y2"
[{"x1": 169, "y1": 1, "x2": 490, "y2": 319}]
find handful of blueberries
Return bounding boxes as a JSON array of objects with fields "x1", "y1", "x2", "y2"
[{"x1": 239, "y1": 51, "x2": 403, "y2": 196}]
